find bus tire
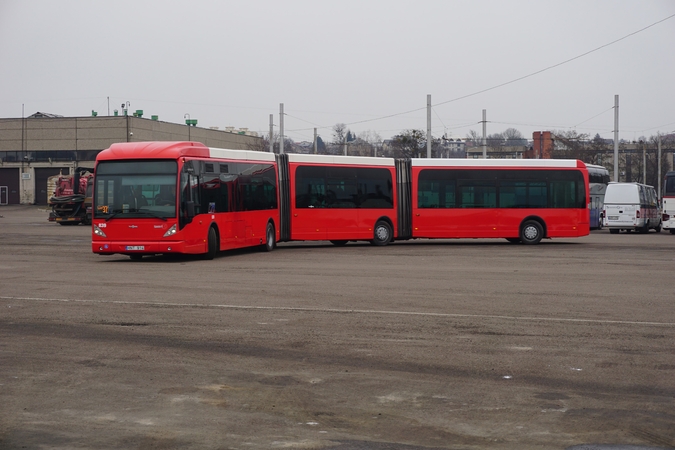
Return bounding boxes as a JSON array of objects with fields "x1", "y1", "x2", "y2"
[
  {"x1": 203, "y1": 227, "x2": 218, "y2": 260},
  {"x1": 520, "y1": 220, "x2": 543, "y2": 245},
  {"x1": 609, "y1": 229, "x2": 619, "y2": 234},
  {"x1": 264, "y1": 222, "x2": 276, "y2": 252},
  {"x1": 330, "y1": 240, "x2": 348, "y2": 246},
  {"x1": 372, "y1": 220, "x2": 392, "y2": 246}
]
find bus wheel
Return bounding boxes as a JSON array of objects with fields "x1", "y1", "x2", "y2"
[
  {"x1": 372, "y1": 221, "x2": 392, "y2": 246},
  {"x1": 609, "y1": 229, "x2": 619, "y2": 234},
  {"x1": 264, "y1": 222, "x2": 276, "y2": 252},
  {"x1": 520, "y1": 220, "x2": 543, "y2": 245},
  {"x1": 203, "y1": 227, "x2": 218, "y2": 260},
  {"x1": 330, "y1": 240, "x2": 348, "y2": 246},
  {"x1": 505, "y1": 238, "x2": 521, "y2": 244}
]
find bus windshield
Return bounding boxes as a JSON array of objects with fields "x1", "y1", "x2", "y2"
[{"x1": 94, "y1": 160, "x2": 178, "y2": 220}]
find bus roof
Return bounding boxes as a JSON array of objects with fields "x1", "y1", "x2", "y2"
[
  {"x1": 411, "y1": 158, "x2": 584, "y2": 168},
  {"x1": 97, "y1": 141, "x2": 276, "y2": 163},
  {"x1": 287, "y1": 153, "x2": 395, "y2": 166}
]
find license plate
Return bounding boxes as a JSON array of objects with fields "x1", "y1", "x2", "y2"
[
  {"x1": 608, "y1": 216, "x2": 619, "y2": 220},
  {"x1": 126, "y1": 246, "x2": 145, "y2": 251}
]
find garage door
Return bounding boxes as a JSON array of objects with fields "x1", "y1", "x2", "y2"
[
  {"x1": 0, "y1": 168, "x2": 20, "y2": 205},
  {"x1": 35, "y1": 167, "x2": 70, "y2": 205}
]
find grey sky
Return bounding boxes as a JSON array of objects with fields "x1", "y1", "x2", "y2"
[{"x1": 1, "y1": 0, "x2": 674, "y2": 144}]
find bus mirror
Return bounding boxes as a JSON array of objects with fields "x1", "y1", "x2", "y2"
[{"x1": 186, "y1": 200, "x2": 195, "y2": 218}]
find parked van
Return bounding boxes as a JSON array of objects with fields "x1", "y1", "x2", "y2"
[{"x1": 603, "y1": 182, "x2": 661, "y2": 234}]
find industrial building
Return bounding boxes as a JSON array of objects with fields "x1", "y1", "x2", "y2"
[{"x1": 0, "y1": 113, "x2": 262, "y2": 205}]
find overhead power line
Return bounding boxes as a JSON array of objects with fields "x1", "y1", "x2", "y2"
[{"x1": 299, "y1": 12, "x2": 675, "y2": 131}]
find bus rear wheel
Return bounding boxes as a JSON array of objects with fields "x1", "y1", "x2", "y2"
[
  {"x1": 371, "y1": 220, "x2": 392, "y2": 246},
  {"x1": 520, "y1": 220, "x2": 543, "y2": 245},
  {"x1": 263, "y1": 222, "x2": 276, "y2": 252}
]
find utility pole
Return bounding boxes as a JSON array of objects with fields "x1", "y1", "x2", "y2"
[
  {"x1": 313, "y1": 128, "x2": 318, "y2": 154},
  {"x1": 614, "y1": 95, "x2": 619, "y2": 181},
  {"x1": 269, "y1": 114, "x2": 274, "y2": 153},
  {"x1": 427, "y1": 94, "x2": 431, "y2": 158},
  {"x1": 279, "y1": 103, "x2": 284, "y2": 155},
  {"x1": 642, "y1": 140, "x2": 646, "y2": 184},
  {"x1": 658, "y1": 135, "x2": 662, "y2": 198},
  {"x1": 482, "y1": 109, "x2": 487, "y2": 159}
]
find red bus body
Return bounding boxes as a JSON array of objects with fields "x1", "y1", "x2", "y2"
[
  {"x1": 287, "y1": 154, "x2": 398, "y2": 243},
  {"x1": 92, "y1": 142, "x2": 279, "y2": 258},
  {"x1": 410, "y1": 159, "x2": 590, "y2": 241}
]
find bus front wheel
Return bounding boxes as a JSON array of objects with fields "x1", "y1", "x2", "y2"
[
  {"x1": 371, "y1": 221, "x2": 392, "y2": 246},
  {"x1": 203, "y1": 227, "x2": 218, "y2": 260},
  {"x1": 520, "y1": 220, "x2": 543, "y2": 245}
]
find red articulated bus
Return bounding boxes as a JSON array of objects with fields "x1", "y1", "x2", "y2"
[
  {"x1": 92, "y1": 141, "x2": 589, "y2": 259},
  {"x1": 408, "y1": 158, "x2": 590, "y2": 244},
  {"x1": 92, "y1": 141, "x2": 279, "y2": 260}
]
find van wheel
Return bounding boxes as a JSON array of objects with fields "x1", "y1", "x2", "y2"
[
  {"x1": 520, "y1": 220, "x2": 543, "y2": 245},
  {"x1": 203, "y1": 227, "x2": 218, "y2": 260},
  {"x1": 639, "y1": 224, "x2": 649, "y2": 234},
  {"x1": 670, "y1": 229, "x2": 675, "y2": 235},
  {"x1": 371, "y1": 221, "x2": 392, "y2": 246},
  {"x1": 655, "y1": 223, "x2": 662, "y2": 233},
  {"x1": 609, "y1": 229, "x2": 619, "y2": 234}
]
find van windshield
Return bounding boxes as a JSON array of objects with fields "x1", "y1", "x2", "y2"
[{"x1": 604, "y1": 184, "x2": 640, "y2": 204}]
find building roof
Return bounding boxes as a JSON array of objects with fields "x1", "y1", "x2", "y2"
[{"x1": 27, "y1": 112, "x2": 64, "y2": 118}]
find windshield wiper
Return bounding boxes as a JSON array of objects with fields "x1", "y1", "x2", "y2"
[
  {"x1": 104, "y1": 209, "x2": 168, "y2": 221},
  {"x1": 132, "y1": 210, "x2": 168, "y2": 221}
]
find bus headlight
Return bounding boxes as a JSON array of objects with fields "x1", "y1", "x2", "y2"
[
  {"x1": 163, "y1": 224, "x2": 177, "y2": 237},
  {"x1": 93, "y1": 224, "x2": 107, "y2": 238}
]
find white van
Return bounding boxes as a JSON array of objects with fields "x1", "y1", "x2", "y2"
[{"x1": 603, "y1": 182, "x2": 661, "y2": 234}]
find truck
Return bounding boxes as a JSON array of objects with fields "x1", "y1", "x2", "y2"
[{"x1": 48, "y1": 168, "x2": 94, "y2": 225}]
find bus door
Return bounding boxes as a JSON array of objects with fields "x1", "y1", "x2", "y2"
[{"x1": 291, "y1": 166, "x2": 327, "y2": 241}]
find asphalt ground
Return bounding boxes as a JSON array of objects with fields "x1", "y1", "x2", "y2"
[{"x1": 1, "y1": 205, "x2": 674, "y2": 450}]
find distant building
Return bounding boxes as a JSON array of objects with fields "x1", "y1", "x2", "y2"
[{"x1": 0, "y1": 113, "x2": 262, "y2": 205}]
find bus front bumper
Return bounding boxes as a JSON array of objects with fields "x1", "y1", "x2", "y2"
[{"x1": 92, "y1": 240, "x2": 205, "y2": 255}]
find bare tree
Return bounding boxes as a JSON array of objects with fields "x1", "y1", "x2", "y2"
[
  {"x1": 357, "y1": 130, "x2": 382, "y2": 157},
  {"x1": 332, "y1": 123, "x2": 347, "y2": 145},
  {"x1": 502, "y1": 128, "x2": 527, "y2": 146},
  {"x1": 391, "y1": 129, "x2": 426, "y2": 158},
  {"x1": 550, "y1": 130, "x2": 590, "y2": 160}
]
